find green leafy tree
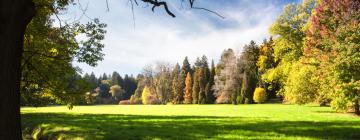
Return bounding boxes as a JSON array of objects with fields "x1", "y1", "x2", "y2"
[
  {"x1": 192, "y1": 70, "x2": 200, "y2": 104},
  {"x1": 1, "y1": 0, "x2": 218, "y2": 137},
  {"x1": 283, "y1": 62, "x2": 319, "y2": 104},
  {"x1": 239, "y1": 41, "x2": 260, "y2": 104},
  {"x1": 263, "y1": 0, "x2": 315, "y2": 99},
  {"x1": 256, "y1": 38, "x2": 279, "y2": 99},
  {"x1": 306, "y1": 0, "x2": 360, "y2": 114},
  {"x1": 20, "y1": 0, "x2": 106, "y2": 108},
  {"x1": 205, "y1": 60, "x2": 216, "y2": 104}
]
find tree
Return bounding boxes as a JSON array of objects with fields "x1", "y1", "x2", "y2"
[
  {"x1": 256, "y1": 38, "x2": 279, "y2": 99},
  {"x1": 109, "y1": 85, "x2": 125, "y2": 103},
  {"x1": 306, "y1": 0, "x2": 360, "y2": 114},
  {"x1": 154, "y1": 62, "x2": 172, "y2": 104},
  {"x1": 102, "y1": 73, "x2": 109, "y2": 81},
  {"x1": 123, "y1": 74, "x2": 137, "y2": 100},
  {"x1": 204, "y1": 83, "x2": 212, "y2": 104},
  {"x1": 141, "y1": 86, "x2": 152, "y2": 105},
  {"x1": 131, "y1": 75, "x2": 146, "y2": 104},
  {"x1": 192, "y1": 70, "x2": 200, "y2": 104},
  {"x1": 175, "y1": 70, "x2": 186, "y2": 104},
  {"x1": 90, "y1": 72, "x2": 98, "y2": 86},
  {"x1": 172, "y1": 63, "x2": 185, "y2": 104},
  {"x1": 198, "y1": 68, "x2": 206, "y2": 104},
  {"x1": 184, "y1": 72, "x2": 192, "y2": 104},
  {"x1": 98, "y1": 80, "x2": 111, "y2": 98},
  {"x1": 283, "y1": 62, "x2": 319, "y2": 104},
  {"x1": 263, "y1": 0, "x2": 315, "y2": 99},
  {"x1": 182, "y1": 56, "x2": 192, "y2": 76},
  {"x1": 213, "y1": 49, "x2": 238, "y2": 104},
  {"x1": 2, "y1": 0, "x2": 219, "y2": 137},
  {"x1": 111, "y1": 72, "x2": 121, "y2": 86},
  {"x1": 1, "y1": 0, "x2": 35, "y2": 137},
  {"x1": 253, "y1": 87, "x2": 266, "y2": 103},
  {"x1": 201, "y1": 55, "x2": 211, "y2": 83},
  {"x1": 239, "y1": 41, "x2": 260, "y2": 104},
  {"x1": 205, "y1": 60, "x2": 216, "y2": 104}
]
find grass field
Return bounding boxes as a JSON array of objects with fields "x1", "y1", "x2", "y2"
[{"x1": 21, "y1": 104, "x2": 360, "y2": 140}]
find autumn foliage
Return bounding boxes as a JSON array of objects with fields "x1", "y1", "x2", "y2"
[{"x1": 253, "y1": 88, "x2": 266, "y2": 103}]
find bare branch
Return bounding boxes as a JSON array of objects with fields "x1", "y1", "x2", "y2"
[
  {"x1": 139, "y1": 0, "x2": 224, "y2": 19},
  {"x1": 106, "y1": 0, "x2": 110, "y2": 11},
  {"x1": 189, "y1": 0, "x2": 195, "y2": 8},
  {"x1": 77, "y1": 0, "x2": 94, "y2": 21},
  {"x1": 141, "y1": 0, "x2": 176, "y2": 17},
  {"x1": 192, "y1": 7, "x2": 225, "y2": 19},
  {"x1": 129, "y1": 0, "x2": 136, "y2": 29}
]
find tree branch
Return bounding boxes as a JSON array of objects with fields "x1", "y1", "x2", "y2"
[
  {"x1": 192, "y1": 7, "x2": 225, "y2": 19},
  {"x1": 141, "y1": 0, "x2": 176, "y2": 17},
  {"x1": 140, "y1": 0, "x2": 224, "y2": 19}
]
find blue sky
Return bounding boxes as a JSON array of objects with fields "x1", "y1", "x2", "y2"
[{"x1": 65, "y1": 0, "x2": 300, "y2": 77}]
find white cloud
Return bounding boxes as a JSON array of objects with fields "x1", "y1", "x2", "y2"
[{"x1": 72, "y1": 0, "x2": 285, "y2": 76}]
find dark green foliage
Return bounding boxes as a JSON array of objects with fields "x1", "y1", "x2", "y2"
[
  {"x1": 20, "y1": 2, "x2": 107, "y2": 106},
  {"x1": 192, "y1": 71, "x2": 199, "y2": 104},
  {"x1": 174, "y1": 71, "x2": 185, "y2": 104},
  {"x1": 172, "y1": 63, "x2": 184, "y2": 104},
  {"x1": 205, "y1": 60, "x2": 216, "y2": 104},
  {"x1": 111, "y1": 72, "x2": 121, "y2": 86},
  {"x1": 122, "y1": 74, "x2": 137, "y2": 100},
  {"x1": 199, "y1": 90, "x2": 206, "y2": 104},
  {"x1": 182, "y1": 56, "x2": 192, "y2": 76},
  {"x1": 204, "y1": 83, "x2": 214, "y2": 104},
  {"x1": 239, "y1": 41, "x2": 260, "y2": 104}
]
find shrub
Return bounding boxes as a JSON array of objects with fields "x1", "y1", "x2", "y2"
[
  {"x1": 141, "y1": 86, "x2": 161, "y2": 105},
  {"x1": 119, "y1": 100, "x2": 131, "y2": 105},
  {"x1": 129, "y1": 95, "x2": 142, "y2": 104},
  {"x1": 253, "y1": 87, "x2": 266, "y2": 103}
]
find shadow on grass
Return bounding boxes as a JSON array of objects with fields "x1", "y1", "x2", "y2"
[{"x1": 21, "y1": 113, "x2": 360, "y2": 140}]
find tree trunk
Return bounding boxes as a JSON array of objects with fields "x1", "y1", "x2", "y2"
[
  {"x1": 355, "y1": 101, "x2": 359, "y2": 115},
  {"x1": 0, "y1": 0, "x2": 35, "y2": 139}
]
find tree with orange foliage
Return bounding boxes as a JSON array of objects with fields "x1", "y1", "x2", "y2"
[{"x1": 184, "y1": 72, "x2": 192, "y2": 104}]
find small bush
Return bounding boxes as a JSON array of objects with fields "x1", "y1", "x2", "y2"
[
  {"x1": 253, "y1": 87, "x2": 266, "y2": 103},
  {"x1": 119, "y1": 100, "x2": 131, "y2": 105},
  {"x1": 129, "y1": 95, "x2": 142, "y2": 104}
]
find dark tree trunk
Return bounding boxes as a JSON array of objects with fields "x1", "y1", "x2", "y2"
[
  {"x1": 0, "y1": 0, "x2": 35, "y2": 139},
  {"x1": 355, "y1": 101, "x2": 359, "y2": 115}
]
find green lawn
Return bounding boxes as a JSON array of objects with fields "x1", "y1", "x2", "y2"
[{"x1": 21, "y1": 104, "x2": 360, "y2": 140}]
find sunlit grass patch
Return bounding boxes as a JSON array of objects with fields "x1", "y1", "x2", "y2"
[{"x1": 21, "y1": 104, "x2": 360, "y2": 139}]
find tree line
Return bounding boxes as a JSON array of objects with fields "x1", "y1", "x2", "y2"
[{"x1": 20, "y1": 0, "x2": 359, "y2": 115}]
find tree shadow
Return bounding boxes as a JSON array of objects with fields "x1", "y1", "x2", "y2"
[
  {"x1": 314, "y1": 110, "x2": 337, "y2": 113},
  {"x1": 21, "y1": 113, "x2": 360, "y2": 140}
]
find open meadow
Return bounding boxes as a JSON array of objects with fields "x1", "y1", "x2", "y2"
[{"x1": 21, "y1": 104, "x2": 360, "y2": 140}]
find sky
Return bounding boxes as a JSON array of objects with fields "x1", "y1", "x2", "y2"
[{"x1": 65, "y1": 0, "x2": 300, "y2": 77}]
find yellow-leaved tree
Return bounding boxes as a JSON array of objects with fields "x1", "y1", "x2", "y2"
[
  {"x1": 253, "y1": 88, "x2": 266, "y2": 103},
  {"x1": 141, "y1": 86, "x2": 152, "y2": 105}
]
